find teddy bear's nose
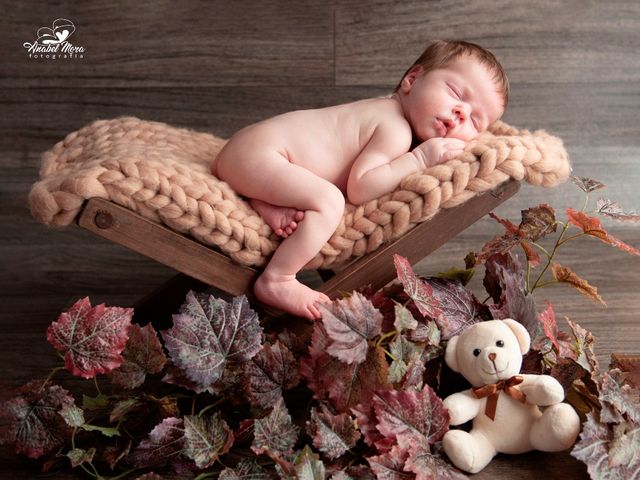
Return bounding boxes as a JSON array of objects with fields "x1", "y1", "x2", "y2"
[{"x1": 488, "y1": 352, "x2": 496, "y2": 361}]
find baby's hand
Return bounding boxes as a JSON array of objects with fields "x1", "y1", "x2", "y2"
[{"x1": 413, "y1": 138, "x2": 467, "y2": 169}]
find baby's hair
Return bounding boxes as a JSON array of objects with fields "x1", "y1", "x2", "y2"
[{"x1": 394, "y1": 40, "x2": 510, "y2": 107}]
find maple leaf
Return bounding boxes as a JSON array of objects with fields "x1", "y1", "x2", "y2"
[
  {"x1": 403, "y1": 442, "x2": 468, "y2": 480},
  {"x1": 351, "y1": 402, "x2": 395, "y2": 453},
  {"x1": 306, "y1": 405, "x2": 361, "y2": 460},
  {"x1": 567, "y1": 319, "x2": 599, "y2": 374},
  {"x1": 519, "y1": 204, "x2": 557, "y2": 241},
  {"x1": 596, "y1": 198, "x2": 640, "y2": 223},
  {"x1": 566, "y1": 208, "x2": 640, "y2": 256},
  {"x1": 183, "y1": 412, "x2": 233, "y2": 468},
  {"x1": 599, "y1": 369, "x2": 640, "y2": 424},
  {"x1": 109, "y1": 324, "x2": 167, "y2": 389},
  {"x1": 244, "y1": 340, "x2": 300, "y2": 409},
  {"x1": 393, "y1": 255, "x2": 441, "y2": 319},
  {"x1": 0, "y1": 380, "x2": 75, "y2": 459},
  {"x1": 484, "y1": 252, "x2": 541, "y2": 340},
  {"x1": 367, "y1": 445, "x2": 413, "y2": 479},
  {"x1": 161, "y1": 292, "x2": 263, "y2": 393},
  {"x1": 300, "y1": 323, "x2": 389, "y2": 413},
  {"x1": 534, "y1": 302, "x2": 562, "y2": 352},
  {"x1": 219, "y1": 458, "x2": 271, "y2": 479},
  {"x1": 320, "y1": 292, "x2": 383, "y2": 365},
  {"x1": 551, "y1": 262, "x2": 606, "y2": 305},
  {"x1": 425, "y1": 278, "x2": 481, "y2": 340},
  {"x1": 252, "y1": 397, "x2": 299, "y2": 458},
  {"x1": 571, "y1": 176, "x2": 606, "y2": 193},
  {"x1": 372, "y1": 385, "x2": 449, "y2": 448},
  {"x1": 47, "y1": 297, "x2": 133, "y2": 378},
  {"x1": 292, "y1": 445, "x2": 326, "y2": 479},
  {"x1": 127, "y1": 417, "x2": 185, "y2": 468}
]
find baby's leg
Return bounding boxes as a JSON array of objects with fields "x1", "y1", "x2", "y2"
[{"x1": 216, "y1": 150, "x2": 345, "y2": 319}]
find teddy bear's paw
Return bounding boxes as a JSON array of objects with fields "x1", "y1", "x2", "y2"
[{"x1": 530, "y1": 403, "x2": 581, "y2": 451}]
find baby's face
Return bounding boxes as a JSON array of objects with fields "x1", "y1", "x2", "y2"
[{"x1": 398, "y1": 56, "x2": 505, "y2": 142}]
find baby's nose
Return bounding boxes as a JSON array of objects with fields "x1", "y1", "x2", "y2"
[{"x1": 488, "y1": 352, "x2": 497, "y2": 361}]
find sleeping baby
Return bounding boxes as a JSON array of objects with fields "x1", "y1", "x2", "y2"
[{"x1": 212, "y1": 40, "x2": 509, "y2": 319}]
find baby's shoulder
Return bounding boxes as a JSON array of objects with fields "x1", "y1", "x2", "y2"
[{"x1": 357, "y1": 97, "x2": 412, "y2": 143}]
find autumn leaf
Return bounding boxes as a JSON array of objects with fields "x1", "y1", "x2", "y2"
[
  {"x1": 566, "y1": 319, "x2": 600, "y2": 375},
  {"x1": 320, "y1": 292, "x2": 383, "y2": 365},
  {"x1": 66, "y1": 447, "x2": 96, "y2": 468},
  {"x1": 551, "y1": 263, "x2": 606, "y2": 305},
  {"x1": 292, "y1": 445, "x2": 326, "y2": 479},
  {"x1": 244, "y1": 340, "x2": 300, "y2": 410},
  {"x1": 393, "y1": 255, "x2": 441, "y2": 320},
  {"x1": 404, "y1": 442, "x2": 468, "y2": 480},
  {"x1": 161, "y1": 292, "x2": 263, "y2": 393},
  {"x1": 47, "y1": 297, "x2": 133, "y2": 379},
  {"x1": 109, "y1": 324, "x2": 166, "y2": 389},
  {"x1": 484, "y1": 252, "x2": 541, "y2": 340},
  {"x1": 596, "y1": 198, "x2": 640, "y2": 223},
  {"x1": 571, "y1": 176, "x2": 606, "y2": 193},
  {"x1": 300, "y1": 322, "x2": 388, "y2": 413},
  {"x1": 252, "y1": 397, "x2": 299, "y2": 458},
  {"x1": 372, "y1": 384, "x2": 449, "y2": 448},
  {"x1": 127, "y1": 417, "x2": 185, "y2": 468},
  {"x1": 566, "y1": 208, "x2": 640, "y2": 256},
  {"x1": 599, "y1": 369, "x2": 640, "y2": 424},
  {"x1": 367, "y1": 445, "x2": 413, "y2": 479},
  {"x1": 519, "y1": 204, "x2": 557, "y2": 241},
  {"x1": 306, "y1": 405, "x2": 360, "y2": 459},
  {"x1": 219, "y1": 458, "x2": 271, "y2": 479},
  {"x1": 424, "y1": 278, "x2": 481, "y2": 340},
  {"x1": 388, "y1": 335, "x2": 421, "y2": 384},
  {"x1": 0, "y1": 380, "x2": 75, "y2": 459},
  {"x1": 183, "y1": 412, "x2": 233, "y2": 468}
]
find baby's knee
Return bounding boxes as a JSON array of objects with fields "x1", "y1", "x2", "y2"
[{"x1": 315, "y1": 183, "x2": 345, "y2": 218}]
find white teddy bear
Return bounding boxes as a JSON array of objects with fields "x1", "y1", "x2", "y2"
[{"x1": 442, "y1": 319, "x2": 581, "y2": 474}]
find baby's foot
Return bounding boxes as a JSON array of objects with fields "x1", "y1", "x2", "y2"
[
  {"x1": 250, "y1": 199, "x2": 304, "y2": 238},
  {"x1": 254, "y1": 271, "x2": 331, "y2": 320}
]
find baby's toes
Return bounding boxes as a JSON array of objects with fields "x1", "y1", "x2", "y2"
[{"x1": 294, "y1": 211, "x2": 305, "y2": 222}]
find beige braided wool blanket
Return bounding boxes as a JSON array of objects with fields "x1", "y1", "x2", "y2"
[{"x1": 29, "y1": 117, "x2": 570, "y2": 270}]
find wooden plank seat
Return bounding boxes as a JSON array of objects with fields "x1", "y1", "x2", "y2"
[{"x1": 77, "y1": 179, "x2": 520, "y2": 324}]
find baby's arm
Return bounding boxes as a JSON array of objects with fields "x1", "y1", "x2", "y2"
[{"x1": 347, "y1": 124, "x2": 466, "y2": 205}]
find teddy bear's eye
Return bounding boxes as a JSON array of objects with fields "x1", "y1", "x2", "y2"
[
  {"x1": 496, "y1": 340, "x2": 505, "y2": 347},
  {"x1": 473, "y1": 348, "x2": 481, "y2": 357}
]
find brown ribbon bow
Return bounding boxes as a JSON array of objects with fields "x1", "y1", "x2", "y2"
[{"x1": 471, "y1": 375, "x2": 527, "y2": 421}]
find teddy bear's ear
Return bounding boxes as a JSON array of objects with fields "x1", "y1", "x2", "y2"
[
  {"x1": 502, "y1": 318, "x2": 531, "y2": 354},
  {"x1": 444, "y1": 335, "x2": 460, "y2": 372}
]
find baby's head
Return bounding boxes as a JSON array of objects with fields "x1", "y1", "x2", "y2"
[{"x1": 393, "y1": 40, "x2": 509, "y2": 142}]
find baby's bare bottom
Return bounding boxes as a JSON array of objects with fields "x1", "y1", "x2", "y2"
[{"x1": 215, "y1": 149, "x2": 345, "y2": 319}]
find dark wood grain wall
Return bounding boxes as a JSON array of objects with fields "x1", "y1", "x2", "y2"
[{"x1": 0, "y1": 3, "x2": 639, "y2": 476}]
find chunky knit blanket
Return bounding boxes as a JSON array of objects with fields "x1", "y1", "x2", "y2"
[{"x1": 29, "y1": 117, "x2": 570, "y2": 269}]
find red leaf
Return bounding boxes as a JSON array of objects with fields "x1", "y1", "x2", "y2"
[
  {"x1": 127, "y1": 417, "x2": 185, "y2": 468},
  {"x1": 393, "y1": 255, "x2": 441, "y2": 319},
  {"x1": 351, "y1": 401, "x2": 396, "y2": 454},
  {"x1": 183, "y1": 412, "x2": 233, "y2": 468},
  {"x1": 320, "y1": 292, "x2": 383, "y2": 365},
  {"x1": 306, "y1": 405, "x2": 361, "y2": 460},
  {"x1": 520, "y1": 240, "x2": 541, "y2": 267},
  {"x1": 537, "y1": 302, "x2": 559, "y2": 351},
  {"x1": 0, "y1": 380, "x2": 75, "y2": 459},
  {"x1": 518, "y1": 204, "x2": 557, "y2": 241},
  {"x1": 47, "y1": 297, "x2": 133, "y2": 378},
  {"x1": 424, "y1": 278, "x2": 481, "y2": 341},
  {"x1": 300, "y1": 322, "x2": 389, "y2": 413},
  {"x1": 404, "y1": 443, "x2": 468, "y2": 480},
  {"x1": 109, "y1": 324, "x2": 167, "y2": 389},
  {"x1": 566, "y1": 208, "x2": 640, "y2": 256},
  {"x1": 161, "y1": 292, "x2": 263, "y2": 393},
  {"x1": 551, "y1": 263, "x2": 606, "y2": 305},
  {"x1": 219, "y1": 458, "x2": 270, "y2": 479},
  {"x1": 372, "y1": 385, "x2": 449, "y2": 448},
  {"x1": 244, "y1": 340, "x2": 300, "y2": 409},
  {"x1": 367, "y1": 445, "x2": 413, "y2": 479},
  {"x1": 251, "y1": 397, "x2": 299, "y2": 458},
  {"x1": 571, "y1": 176, "x2": 606, "y2": 193},
  {"x1": 597, "y1": 198, "x2": 640, "y2": 223},
  {"x1": 489, "y1": 212, "x2": 520, "y2": 235}
]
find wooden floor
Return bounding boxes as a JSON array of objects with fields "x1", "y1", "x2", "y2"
[{"x1": 1, "y1": 1, "x2": 639, "y2": 478}]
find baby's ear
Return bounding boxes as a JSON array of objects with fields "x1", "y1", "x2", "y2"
[
  {"x1": 400, "y1": 65, "x2": 423, "y2": 93},
  {"x1": 444, "y1": 335, "x2": 460, "y2": 372},
  {"x1": 502, "y1": 318, "x2": 531, "y2": 354}
]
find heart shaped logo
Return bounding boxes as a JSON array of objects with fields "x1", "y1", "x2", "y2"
[{"x1": 37, "y1": 18, "x2": 75, "y2": 44}]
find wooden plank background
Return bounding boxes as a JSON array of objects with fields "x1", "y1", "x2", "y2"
[{"x1": 1, "y1": 1, "x2": 639, "y2": 478}]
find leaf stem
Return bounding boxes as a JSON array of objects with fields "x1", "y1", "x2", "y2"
[
  {"x1": 531, "y1": 241, "x2": 551, "y2": 258},
  {"x1": 376, "y1": 330, "x2": 397, "y2": 348},
  {"x1": 533, "y1": 280, "x2": 559, "y2": 289},
  {"x1": 557, "y1": 232, "x2": 585, "y2": 247},
  {"x1": 198, "y1": 397, "x2": 225, "y2": 417},
  {"x1": 40, "y1": 366, "x2": 66, "y2": 391},
  {"x1": 93, "y1": 377, "x2": 102, "y2": 396},
  {"x1": 530, "y1": 219, "x2": 572, "y2": 292}
]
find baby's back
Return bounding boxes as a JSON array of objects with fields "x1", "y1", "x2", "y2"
[{"x1": 215, "y1": 97, "x2": 410, "y2": 193}]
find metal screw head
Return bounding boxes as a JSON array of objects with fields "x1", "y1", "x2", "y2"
[{"x1": 94, "y1": 211, "x2": 114, "y2": 229}]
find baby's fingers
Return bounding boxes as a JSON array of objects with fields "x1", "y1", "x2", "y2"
[{"x1": 441, "y1": 148, "x2": 464, "y2": 162}]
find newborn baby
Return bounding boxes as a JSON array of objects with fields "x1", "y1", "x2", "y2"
[{"x1": 212, "y1": 40, "x2": 509, "y2": 319}]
